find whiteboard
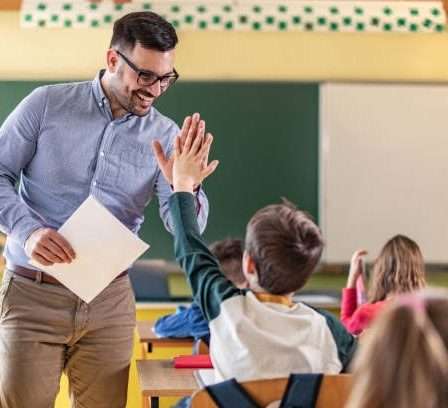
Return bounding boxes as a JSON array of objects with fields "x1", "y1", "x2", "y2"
[{"x1": 320, "y1": 83, "x2": 448, "y2": 263}]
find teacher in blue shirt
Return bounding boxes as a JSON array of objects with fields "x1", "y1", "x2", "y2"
[{"x1": 0, "y1": 12, "x2": 210, "y2": 408}]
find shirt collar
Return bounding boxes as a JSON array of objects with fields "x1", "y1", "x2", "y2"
[
  {"x1": 92, "y1": 69, "x2": 134, "y2": 122},
  {"x1": 92, "y1": 69, "x2": 108, "y2": 106},
  {"x1": 254, "y1": 292, "x2": 295, "y2": 308}
]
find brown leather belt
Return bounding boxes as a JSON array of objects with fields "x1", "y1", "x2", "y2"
[{"x1": 10, "y1": 265, "x2": 128, "y2": 286}]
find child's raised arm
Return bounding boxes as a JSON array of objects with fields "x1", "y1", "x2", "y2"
[{"x1": 158, "y1": 119, "x2": 242, "y2": 322}]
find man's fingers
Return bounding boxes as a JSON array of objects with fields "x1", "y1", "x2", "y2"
[
  {"x1": 174, "y1": 136, "x2": 181, "y2": 158},
  {"x1": 24, "y1": 228, "x2": 75, "y2": 265},
  {"x1": 44, "y1": 240, "x2": 71, "y2": 263},
  {"x1": 48, "y1": 230, "x2": 76, "y2": 259},
  {"x1": 179, "y1": 116, "x2": 192, "y2": 152},
  {"x1": 189, "y1": 121, "x2": 205, "y2": 156},
  {"x1": 151, "y1": 140, "x2": 168, "y2": 167},
  {"x1": 181, "y1": 116, "x2": 192, "y2": 135},
  {"x1": 35, "y1": 244, "x2": 64, "y2": 264},
  {"x1": 33, "y1": 253, "x2": 53, "y2": 266},
  {"x1": 201, "y1": 160, "x2": 219, "y2": 179}
]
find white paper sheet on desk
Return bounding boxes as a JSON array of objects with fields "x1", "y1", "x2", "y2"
[{"x1": 30, "y1": 195, "x2": 150, "y2": 303}]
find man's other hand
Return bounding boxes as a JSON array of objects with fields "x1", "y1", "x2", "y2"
[{"x1": 25, "y1": 228, "x2": 76, "y2": 266}]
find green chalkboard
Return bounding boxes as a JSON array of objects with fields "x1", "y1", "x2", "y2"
[{"x1": 0, "y1": 81, "x2": 318, "y2": 260}]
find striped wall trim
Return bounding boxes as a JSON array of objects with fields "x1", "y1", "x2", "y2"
[{"x1": 21, "y1": 0, "x2": 446, "y2": 33}]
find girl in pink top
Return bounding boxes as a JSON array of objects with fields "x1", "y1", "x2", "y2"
[{"x1": 341, "y1": 235, "x2": 426, "y2": 335}]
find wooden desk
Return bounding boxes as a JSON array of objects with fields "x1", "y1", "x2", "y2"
[
  {"x1": 136, "y1": 320, "x2": 194, "y2": 357},
  {"x1": 136, "y1": 359, "x2": 199, "y2": 408}
]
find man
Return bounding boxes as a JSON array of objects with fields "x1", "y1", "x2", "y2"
[{"x1": 0, "y1": 12, "x2": 209, "y2": 408}]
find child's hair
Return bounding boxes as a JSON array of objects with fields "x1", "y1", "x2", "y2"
[
  {"x1": 244, "y1": 199, "x2": 323, "y2": 295},
  {"x1": 346, "y1": 289, "x2": 448, "y2": 408},
  {"x1": 369, "y1": 235, "x2": 426, "y2": 302},
  {"x1": 209, "y1": 239, "x2": 244, "y2": 287}
]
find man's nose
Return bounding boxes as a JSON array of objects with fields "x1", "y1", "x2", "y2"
[{"x1": 147, "y1": 80, "x2": 162, "y2": 98}]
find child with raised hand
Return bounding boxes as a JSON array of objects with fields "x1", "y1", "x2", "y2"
[
  {"x1": 346, "y1": 289, "x2": 448, "y2": 408},
  {"x1": 341, "y1": 235, "x2": 426, "y2": 335},
  {"x1": 165, "y1": 127, "x2": 356, "y2": 383}
]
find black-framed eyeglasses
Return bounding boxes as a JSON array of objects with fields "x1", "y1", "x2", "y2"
[{"x1": 115, "y1": 50, "x2": 179, "y2": 89}]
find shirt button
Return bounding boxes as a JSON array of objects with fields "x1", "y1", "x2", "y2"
[
  {"x1": 93, "y1": 181, "x2": 97, "y2": 187},
  {"x1": 100, "y1": 151, "x2": 105, "y2": 157}
]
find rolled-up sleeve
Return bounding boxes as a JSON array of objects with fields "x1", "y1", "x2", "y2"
[{"x1": 0, "y1": 87, "x2": 47, "y2": 247}]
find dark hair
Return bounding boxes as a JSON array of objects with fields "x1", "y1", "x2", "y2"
[
  {"x1": 245, "y1": 199, "x2": 324, "y2": 295},
  {"x1": 369, "y1": 235, "x2": 426, "y2": 303},
  {"x1": 110, "y1": 12, "x2": 178, "y2": 52},
  {"x1": 209, "y1": 239, "x2": 244, "y2": 287}
]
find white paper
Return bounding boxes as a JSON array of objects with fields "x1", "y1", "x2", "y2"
[{"x1": 30, "y1": 195, "x2": 150, "y2": 303}]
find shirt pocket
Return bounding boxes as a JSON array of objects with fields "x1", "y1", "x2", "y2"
[{"x1": 116, "y1": 144, "x2": 158, "y2": 205}]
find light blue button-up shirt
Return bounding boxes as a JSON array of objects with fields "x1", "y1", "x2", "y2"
[{"x1": 0, "y1": 71, "x2": 209, "y2": 270}]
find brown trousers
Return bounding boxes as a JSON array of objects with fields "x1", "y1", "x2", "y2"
[{"x1": 0, "y1": 269, "x2": 136, "y2": 408}]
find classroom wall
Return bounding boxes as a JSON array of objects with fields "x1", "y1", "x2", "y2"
[
  {"x1": 321, "y1": 82, "x2": 448, "y2": 263},
  {"x1": 2, "y1": 10, "x2": 448, "y2": 260},
  {"x1": 3, "y1": 11, "x2": 448, "y2": 82}
]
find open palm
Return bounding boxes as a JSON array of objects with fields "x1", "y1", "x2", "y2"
[{"x1": 152, "y1": 113, "x2": 210, "y2": 186}]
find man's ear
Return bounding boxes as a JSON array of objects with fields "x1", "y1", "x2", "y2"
[{"x1": 106, "y1": 48, "x2": 120, "y2": 73}]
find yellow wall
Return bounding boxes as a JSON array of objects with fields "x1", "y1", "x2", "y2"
[{"x1": 2, "y1": 11, "x2": 448, "y2": 82}]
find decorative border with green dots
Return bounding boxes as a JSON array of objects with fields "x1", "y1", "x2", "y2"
[{"x1": 21, "y1": 0, "x2": 446, "y2": 33}]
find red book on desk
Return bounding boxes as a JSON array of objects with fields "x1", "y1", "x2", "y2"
[{"x1": 173, "y1": 354, "x2": 213, "y2": 369}]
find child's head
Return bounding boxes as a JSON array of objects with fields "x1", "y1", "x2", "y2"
[
  {"x1": 347, "y1": 289, "x2": 448, "y2": 408},
  {"x1": 209, "y1": 239, "x2": 246, "y2": 289},
  {"x1": 369, "y1": 235, "x2": 426, "y2": 302},
  {"x1": 243, "y1": 199, "x2": 323, "y2": 295}
]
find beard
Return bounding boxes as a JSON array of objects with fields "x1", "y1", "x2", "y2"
[
  {"x1": 129, "y1": 89, "x2": 156, "y2": 117},
  {"x1": 114, "y1": 88, "x2": 155, "y2": 117},
  {"x1": 109, "y1": 75, "x2": 156, "y2": 117}
]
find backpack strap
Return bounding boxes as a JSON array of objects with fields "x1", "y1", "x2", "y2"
[
  {"x1": 205, "y1": 378, "x2": 262, "y2": 408},
  {"x1": 279, "y1": 373, "x2": 323, "y2": 408}
]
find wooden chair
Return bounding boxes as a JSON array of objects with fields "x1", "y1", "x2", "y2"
[{"x1": 191, "y1": 374, "x2": 352, "y2": 408}]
